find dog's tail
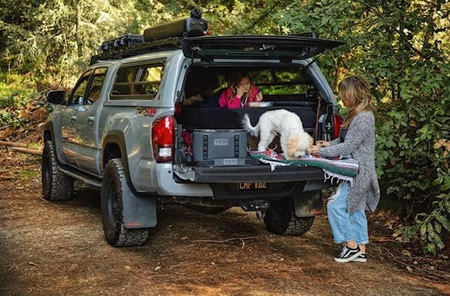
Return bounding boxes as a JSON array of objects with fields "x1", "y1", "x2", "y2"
[{"x1": 242, "y1": 113, "x2": 259, "y2": 137}]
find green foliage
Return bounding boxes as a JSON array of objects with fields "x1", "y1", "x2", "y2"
[
  {"x1": 0, "y1": 73, "x2": 38, "y2": 128},
  {"x1": 1, "y1": 0, "x2": 280, "y2": 87},
  {"x1": 277, "y1": 0, "x2": 450, "y2": 253}
]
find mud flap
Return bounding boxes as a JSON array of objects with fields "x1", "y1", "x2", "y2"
[
  {"x1": 122, "y1": 185, "x2": 157, "y2": 229},
  {"x1": 293, "y1": 190, "x2": 323, "y2": 217}
]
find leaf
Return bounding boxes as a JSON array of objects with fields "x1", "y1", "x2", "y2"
[
  {"x1": 419, "y1": 223, "x2": 427, "y2": 237},
  {"x1": 445, "y1": 200, "x2": 450, "y2": 213},
  {"x1": 332, "y1": 24, "x2": 339, "y2": 34},
  {"x1": 434, "y1": 221, "x2": 442, "y2": 234},
  {"x1": 434, "y1": 234, "x2": 445, "y2": 250},
  {"x1": 435, "y1": 215, "x2": 450, "y2": 231},
  {"x1": 426, "y1": 243, "x2": 436, "y2": 255},
  {"x1": 427, "y1": 223, "x2": 435, "y2": 239}
]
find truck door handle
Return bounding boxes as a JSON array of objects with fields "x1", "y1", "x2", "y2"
[
  {"x1": 87, "y1": 116, "x2": 95, "y2": 124},
  {"x1": 71, "y1": 115, "x2": 77, "y2": 122}
]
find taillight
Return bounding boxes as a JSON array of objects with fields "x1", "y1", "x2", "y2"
[
  {"x1": 332, "y1": 114, "x2": 343, "y2": 139},
  {"x1": 152, "y1": 116, "x2": 175, "y2": 163}
]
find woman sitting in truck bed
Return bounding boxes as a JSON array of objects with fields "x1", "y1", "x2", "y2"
[{"x1": 218, "y1": 71, "x2": 264, "y2": 108}]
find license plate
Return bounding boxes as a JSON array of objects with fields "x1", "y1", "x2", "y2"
[{"x1": 237, "y1": 182, "x2": 270, "y2": 191}]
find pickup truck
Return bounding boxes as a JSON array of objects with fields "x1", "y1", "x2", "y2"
[{"x1": 42, "y1": 12, "x2": 344, "y2": 247}]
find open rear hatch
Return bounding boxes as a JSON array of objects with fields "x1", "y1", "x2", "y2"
[{"x1": 182, "y1": 35, "x2": 345, "y2": 60}]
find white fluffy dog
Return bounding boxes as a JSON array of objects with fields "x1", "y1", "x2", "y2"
[{"x1": 242, "y1": 109, "x2": 313, "y2": 159}]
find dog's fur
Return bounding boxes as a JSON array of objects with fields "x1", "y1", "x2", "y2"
[{"x1": 242, "y1": 109, "x2": 313, "y2": 159}]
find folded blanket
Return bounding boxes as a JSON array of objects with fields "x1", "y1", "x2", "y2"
[{"x1": 249, "y1": 150, "x2": 359, "y2": 185}]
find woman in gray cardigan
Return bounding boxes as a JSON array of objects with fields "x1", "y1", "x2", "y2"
[{"x1": 309, "y1": 75, "x2": 380, "y2": 263}]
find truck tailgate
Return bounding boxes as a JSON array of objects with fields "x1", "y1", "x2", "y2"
[{"x1": 174, "y1": 165, "x2": 324, "y2": 183}]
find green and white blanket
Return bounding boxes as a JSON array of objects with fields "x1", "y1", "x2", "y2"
[{"x1": 249, "y1": 151, "x2": 359, "y2": 185}]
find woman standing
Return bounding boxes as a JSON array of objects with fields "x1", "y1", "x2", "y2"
[{"x1": 308, "y1": 75, "x2": 380, "y2": 263}]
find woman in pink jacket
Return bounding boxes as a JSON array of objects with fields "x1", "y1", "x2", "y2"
[{"x1": 218, "y1": 72, "x2": 263, "y2": 108}]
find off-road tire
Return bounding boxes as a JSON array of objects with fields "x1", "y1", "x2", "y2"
[
  {"x1": 264, "y1": 197, "x2": 315, "y2": 236},
  {"x1": 42, "y1": 140, "x2": 73, "y2": 201},
  {"x1": 184, "y1": 204, "x2": 231, "y2": 215},
  {"x1": 101, "y1": 158, "x2": 149, "y2": 247}
]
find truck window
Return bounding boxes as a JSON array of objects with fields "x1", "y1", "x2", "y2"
[
  {"x1": 111, "y1": 63, "x2": 165, "y2": 100},
  {"x1": 250, "y1": 68, "x2": 315, "y2": 95},
  {"x1": 85, "y1": 67, "x2": 108, "y2": 105},
  {"x1": 69, "y1": 70, "x2": 92, "y2": 105}
]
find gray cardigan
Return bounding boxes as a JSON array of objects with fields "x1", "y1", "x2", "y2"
[{"x1": 319, "y1": 112, "x2": 380, "y2": 214}]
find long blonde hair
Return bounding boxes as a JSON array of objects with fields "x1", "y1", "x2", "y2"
[{"x1": 338, "y1": 75, "x2": 375, "y2": 128}]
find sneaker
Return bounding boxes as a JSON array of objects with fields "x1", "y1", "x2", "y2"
[
  {"x1": 352, "y1": 254, "x2": 367, "y2": 263},
  {"x1": 334, "y1": 245, "x2": 362, "y2": 263}
]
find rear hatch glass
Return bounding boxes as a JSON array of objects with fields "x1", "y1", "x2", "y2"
[{"x1": 182, "y1": 35, "x2": 344, "y2": 60}]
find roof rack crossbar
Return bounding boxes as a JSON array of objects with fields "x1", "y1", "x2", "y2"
[
  {"x1": 90, "y1": 37, "x2": 184, "y2": 65},
  {"x1": 90, "y1": 8, "x2": 208, "y2": 65}
]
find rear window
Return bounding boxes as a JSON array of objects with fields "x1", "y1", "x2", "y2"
[
  {"x1": 182, "y1": 66, "x2": 317, "y2": 106},
  {"x1": 250, "y1": 68, "x2": 314, "y2": 95},
  {"x1": 111, "y1": 63, "x2": 164, "y2": 99}
]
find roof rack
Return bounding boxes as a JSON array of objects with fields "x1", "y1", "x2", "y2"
[{"x1": 90, "y1": 8, "x2": 208, "y2": 65}]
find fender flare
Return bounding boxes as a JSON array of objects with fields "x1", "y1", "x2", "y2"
[
  {"x1": 102, "y1": 131, "x2": 147, "y2": 197},
  {"x1": 43, "y1": 121, "x2": 65, "y2": 164}
]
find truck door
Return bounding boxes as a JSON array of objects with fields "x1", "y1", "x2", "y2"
[
  {"x1": 61, "y1": 70, "x2": 92, "y2": 167},
  {"x1": 73, "y1": 67, "x2": 108, "y2": 176}
]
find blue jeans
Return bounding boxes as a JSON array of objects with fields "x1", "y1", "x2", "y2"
[{"x1": 327, "y1": 182, "x2": 369, "y2": 245}]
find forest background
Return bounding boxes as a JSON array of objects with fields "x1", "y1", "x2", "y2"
[{"x1": 0, "y1": 0, "x2": 449, "y2": 254}]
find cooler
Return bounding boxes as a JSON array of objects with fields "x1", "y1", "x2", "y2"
[{"x1": 192, "y1": 129, "x2": 250, "y2": 166}]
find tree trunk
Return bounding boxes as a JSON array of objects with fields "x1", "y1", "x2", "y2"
[{"x1": 76, "y1": 0, "x2": 82, "y2": 58}]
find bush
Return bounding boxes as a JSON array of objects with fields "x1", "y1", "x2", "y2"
[
  {"x1": 277, "y1": 0, "x2": 450, "y2": 254},
  {"x1": 0, "y1": 73, "x2": 37, "y2": 108}
]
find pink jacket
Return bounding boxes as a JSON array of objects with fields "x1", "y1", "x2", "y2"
[{"x1": 218, "y1": 86, "x2": 260, "y2": 109}]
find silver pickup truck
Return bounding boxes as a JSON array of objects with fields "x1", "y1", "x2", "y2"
[{"x1": 42, "y1": 12, "x2": 344, "y2": 247}]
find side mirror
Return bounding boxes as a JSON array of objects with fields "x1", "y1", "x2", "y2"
[{"x1": 47, "y1": 90, "x2": 67, "y2": 105}]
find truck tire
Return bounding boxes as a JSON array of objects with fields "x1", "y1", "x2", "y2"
[
  {"x1": 42, "y1": 140, "x2": 73, "y2": 201},
  {"x1": 101, "y1": 158, "x2": 149, "y2": 247},
  {"x1": 264, "y1": 197, "x2": 315, "y2": 236}
]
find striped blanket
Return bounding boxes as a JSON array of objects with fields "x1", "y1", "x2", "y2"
[{"x1": 249, "y1": 150, "x2": 359, "y2": 185}]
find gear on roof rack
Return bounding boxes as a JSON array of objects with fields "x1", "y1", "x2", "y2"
[{"x1": 90, "y1": 8, "x2": 208, "y2": 65}]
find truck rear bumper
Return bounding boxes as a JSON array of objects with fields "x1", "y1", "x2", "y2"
[{"x1": 134, "y1": 163, "x2": 331, "y2": 199}]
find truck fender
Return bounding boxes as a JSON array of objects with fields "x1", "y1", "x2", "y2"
[
  {"x1": 102, "y1": 132, "x2": 157, "y2": 228},
  {"x1": 43, "y1": 121, "x2": 65, "y2": 164}
]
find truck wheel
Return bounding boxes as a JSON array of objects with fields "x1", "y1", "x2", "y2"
[
  {"x1": 42, "y1": 140, "x2": 73, "y2": 201},
  {"x1": 264, "y1": 197, "x2": 315, "y2": 236},
  {"x1": 101, "y1": 159, "x2": 149, "y2": 247}
]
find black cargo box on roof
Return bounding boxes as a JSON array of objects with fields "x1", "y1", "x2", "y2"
[{"x1": 143, "y1": 8, "x2": 207, "y2": 41}]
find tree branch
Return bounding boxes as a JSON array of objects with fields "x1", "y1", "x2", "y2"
[
  {"x1": 191, "y1": 236, "x2": 257, "y2": 244},
  {"x1": 238, "y1": 2, "x2": 281, "y2": 34},
  {"x1": 354, "y1": 0, "x2": 428, "y2": 60},
  {"x1": 10, "y1": 147, "x2": 42, "y2": 156}
]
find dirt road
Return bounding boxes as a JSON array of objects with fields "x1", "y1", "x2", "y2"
[{"x1": 0, "y1": 152, "x2": 448, "y2": 295}]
